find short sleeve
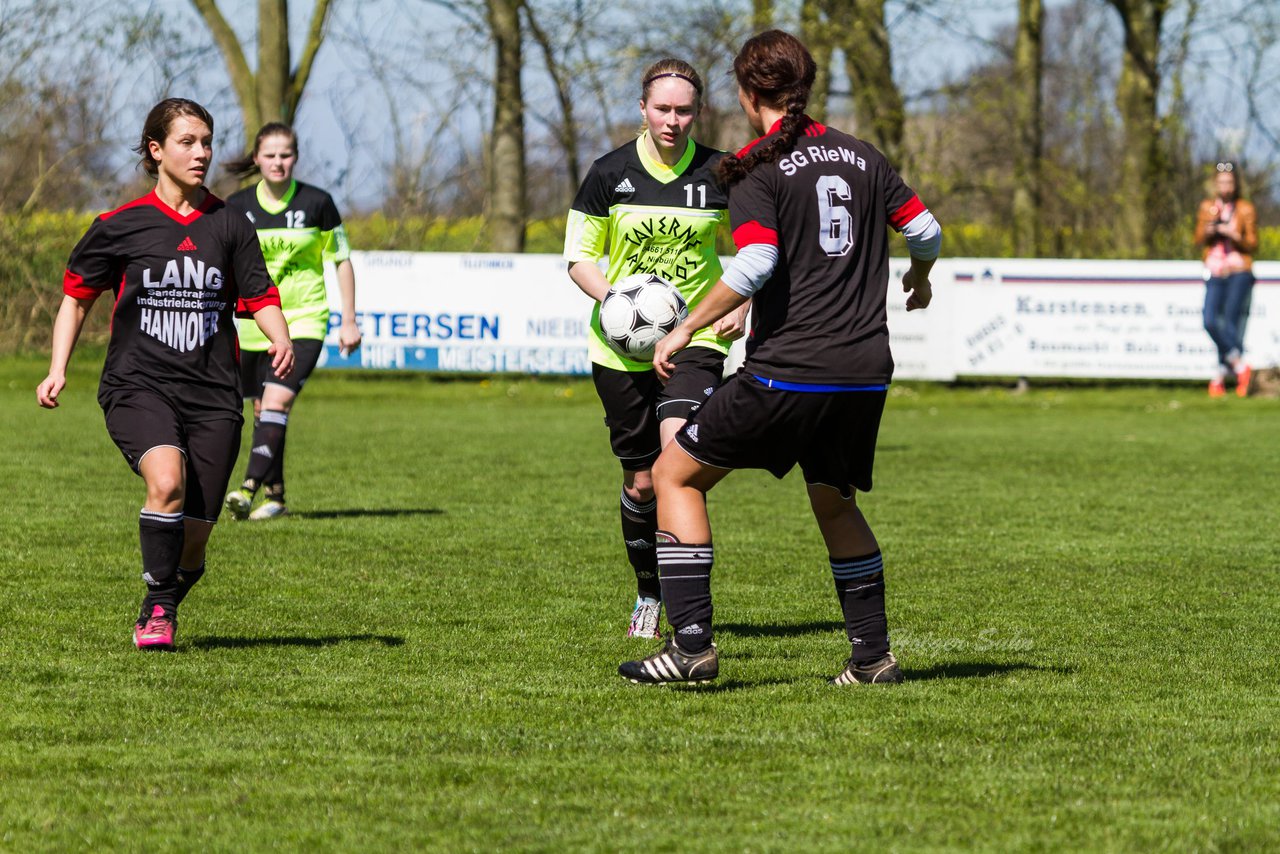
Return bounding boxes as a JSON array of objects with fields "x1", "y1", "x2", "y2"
[
  {"x1": 729, "y1": 168, "x2": 779, "y2": 249},
  {"x1": 882, "y1": 161, "x2": 925, "y2": 232},
  {"x1": 563, "y1": 161, "x2": 612, "y2": 263},
  {"x1": 322, "y1": 225, "x2": 351, "y2": 264},
  {"x1": 63, "y1": 217, "x2": 119, "y2": 299},
  {"x1": 228, "y1": 213, "x2": 281, "y2": 317}
]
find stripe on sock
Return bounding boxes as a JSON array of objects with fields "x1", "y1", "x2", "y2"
[
  {"x1": 620, "y1": 489, "x2": 656, "y2": 516},
  {"x1": 831, "y1": 552, "x2": 884, "y2": 581},
  {"x1": 260, "y1": 410, "x2": 289, "y2": 426}
]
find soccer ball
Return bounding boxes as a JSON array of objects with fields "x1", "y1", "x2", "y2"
[{"x1": 598, "y1": 273, "x2": 688, "y2": 361}]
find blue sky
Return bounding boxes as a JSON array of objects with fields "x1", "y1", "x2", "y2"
[{"x1": 64, "y1": 0, "x2": 1280, "y2": 209}]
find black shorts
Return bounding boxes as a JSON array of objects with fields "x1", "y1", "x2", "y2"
[
  {"x1": 675, "y1": 373, "x2": 887, "y2": 497},
  {"x1": 101, "y1": 389, "x2": 242, "y2": 522},
  {"x1": 592, "y1": 346, "x2": 726, "y2": 472},
  {"x1": 241, "y1": 338, "x2": 324, "y2": 398}
]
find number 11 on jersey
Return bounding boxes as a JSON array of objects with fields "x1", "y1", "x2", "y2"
[{"x1": 684, "y1": 183, "x2": 707, "y2": 208}]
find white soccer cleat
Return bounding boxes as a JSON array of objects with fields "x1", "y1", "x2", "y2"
[
  {"x1": 626, "y1": 597, "x2": 663, "y2": 639},
  {"x1": 248, "y1": 499, "x2": 289, "y2": 521}
]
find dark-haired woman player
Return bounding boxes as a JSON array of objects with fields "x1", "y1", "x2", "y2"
[
  {"x1": 564, "y1": 58, "x2": 748, "y2": 640},
  {"x1": 222, "y1": 123, "x2": 361, "y2": 520},
  {"x1": 37, "y1": 98, "x2": 294, "y2": 651},
  {"x1": 619, "y1": 31, "x2": 941, "y2": 685}
]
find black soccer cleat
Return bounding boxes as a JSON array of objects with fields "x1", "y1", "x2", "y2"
[
  {"x1": 831, "y1": 651, "x2": 904, "y2": 685},
  {"x1": 619, "y1": 639, "x2": 719, "y2": 685}
]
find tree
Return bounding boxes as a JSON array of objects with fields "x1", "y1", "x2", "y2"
[
  {"x1": 189, "y1": 0, "x2": 335, "y2": 149},
  {"x1": 1012, "y1": 0, "x2": 1043, "y2": 256},
  {"x1": 487, "y1": 0, "x2": 527, "y2": 251},
  {"x1": 1104, "y1": 0, "x2": 1170, "y2": 258},
  {"x1": 839, "y1": 0, "x2": 904, "y2": 170}
]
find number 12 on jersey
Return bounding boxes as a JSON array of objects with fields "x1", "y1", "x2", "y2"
[{"x1": 815, "y1": 175, "x2": 853, "y2": 257}]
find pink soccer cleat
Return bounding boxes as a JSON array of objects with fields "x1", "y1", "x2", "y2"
[{"x1": 133, "y1": 605, "x2": 176, "y2": 651}]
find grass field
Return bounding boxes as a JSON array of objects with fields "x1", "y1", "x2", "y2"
[{"x1": 2, "y1": 353, "x2": 1278, "y2": 852}]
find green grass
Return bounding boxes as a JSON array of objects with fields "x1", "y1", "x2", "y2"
[{"x1": 2, "y1": 353, "x2": 1278, "y2": 852}]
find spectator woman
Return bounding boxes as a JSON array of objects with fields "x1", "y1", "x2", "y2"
[{"x1": 1196, "y1": 161, "x2": 1258, "y2": 397}]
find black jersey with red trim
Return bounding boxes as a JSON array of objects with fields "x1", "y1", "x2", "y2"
[
  {"x1": 63, "y1": 190, "x2": 281, "y2": 419},
  {"x1": 730, "y1": 118, "x2": 924, "y2": 384}
]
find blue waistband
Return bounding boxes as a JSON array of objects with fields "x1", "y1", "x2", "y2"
[{"x1": 751, "y1": 375, "x2": 888, "y2": 393}]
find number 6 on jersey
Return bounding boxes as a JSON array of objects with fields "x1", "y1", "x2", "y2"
[{"x1": 816, "y1": 175, "x2": 853, "y2": 257}]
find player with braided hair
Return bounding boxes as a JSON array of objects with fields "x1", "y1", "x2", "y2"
[{"x1": 619, "y1": 30, "x2": 942, "y2": 686}]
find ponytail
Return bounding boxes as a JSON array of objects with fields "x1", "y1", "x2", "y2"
[{"x1": 716, "y1": 30, "x2": 817, "y2": 187}]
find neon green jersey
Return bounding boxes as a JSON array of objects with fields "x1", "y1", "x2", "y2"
[
  {"x1": 564, "y1": 134, "x2": 730, "y2": 371},
  {"x1": 226, "y1": 180, "x2": 350, "y2": 350}
]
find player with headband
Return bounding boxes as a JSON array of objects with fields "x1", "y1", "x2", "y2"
[{"x1": 563, "y1": 58, "x2": 748, "y2": 641}]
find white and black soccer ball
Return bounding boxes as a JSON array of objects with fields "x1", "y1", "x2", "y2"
[{"x1": 598, "y1": 273, "x2": 688, "y2": 361}]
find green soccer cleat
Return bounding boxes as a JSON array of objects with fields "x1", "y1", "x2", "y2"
[{"x1": 223, "y1": 488, "x2": 253, "y2": 521}]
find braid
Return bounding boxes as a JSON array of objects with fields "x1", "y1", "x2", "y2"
[{"x1": 716, "y1": 30, "x2": 817, "y2": 187}]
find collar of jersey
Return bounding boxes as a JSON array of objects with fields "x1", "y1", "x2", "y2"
[
  {"x1": 635, "y1": 133, "x2": 695, "y2": 184},
  {"x1": 256, "y1": 179, "x2": 298, "y2": 214},
  {"x1": 144, "y1": 189, "x2": 216, "y2": 225}
]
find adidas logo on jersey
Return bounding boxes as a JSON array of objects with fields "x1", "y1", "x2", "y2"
[
  {"x1": 251, "y1": 444, "x2": 273, "y2": 458},
  {"x1": 614, "y1": 178, "x2": 636, "y2": 194},
  {"x1": 176, "y1": 236, "x2": 197, "y2": 252},
  {"x1": 685, "y1": 424, "x2": 699, "y2": 442}
]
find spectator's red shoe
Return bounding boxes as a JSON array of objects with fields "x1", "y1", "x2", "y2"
[
  {"x1": 1235, "y1": 364, "x2": 1252, "y2": 398},
  {"x1": 1208, "y1": 378, "x2": 1226, "y2": 398}
]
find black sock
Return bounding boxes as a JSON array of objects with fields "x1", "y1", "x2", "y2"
[
  {"x1": 175, "y1": 562, "x2": 206, "y2": 606},
  {"x1": 245, "y1": 409, "x2": 288, "y2": 486},
  {"x1": 657, "y1": 532, "x2": 714, "y2": 652},
  {"x1": 620, "y1": 490, "x2": 660, "y2": 600},
  {"x1": 263, "y1": 481, "x2": 285, "y2": 503},
  {"x1": 138, "y1": 509, "x2": 184, "y2": 620},
  {"x1": 830, "y1": 551, "x2": 889, "y2": 664}
]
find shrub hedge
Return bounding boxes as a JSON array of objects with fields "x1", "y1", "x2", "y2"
[{"x1": 4, "y1": 210, "x2": 1275, "y2": 354}]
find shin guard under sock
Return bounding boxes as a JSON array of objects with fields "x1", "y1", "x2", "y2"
[
  {"x1": 139, "y1": 509, "x2": 184, "y2": 618},
  {"x1": 656, "y1": 532, "x2": 713, "y2": 652},
  {"x1": 830, "y1": 551, "x2": 889, "y2": 664},
  {"x1": 245, "y1": 410, "x2": 288, "y2": 485},
  {"x1": 620, "y1": 490, "x2": 660, "y2": 600},
  {"x1": 175, "y1": 562, "x2": 206, "y2": 606}
]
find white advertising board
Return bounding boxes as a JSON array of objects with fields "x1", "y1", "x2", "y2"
[
  {"x1": 318, "y1": 252, "x2": 595, "y2": 374},
  {"x1": 320, "y1": 253, "x2": 1279, "y2": 381},
  {"x1": 950, "y1": 259, "x2": 1280, "y2": 379}
]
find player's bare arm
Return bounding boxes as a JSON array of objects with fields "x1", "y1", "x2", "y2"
[
  {"x1": 336, "y1": 258, "x2": 362, "y2": 356},
  {"x1": 712, "y1": 299, "x2": 751, "y2": 341},
  {"x1": 903, "y1": 259, "x2": 935, "y2": 312},
  {"x1": 654, "y1": 281, "x2": 748, "y2": 380},
  {"x1": 567, "y1": 260, "x2": 612, "y2": 303},
  {"x1": 253, "y1": 304, "x2": 295, "y2": 378},
  {"x1": 36, "y1": 295, "x2": 96, "y2": 409}
]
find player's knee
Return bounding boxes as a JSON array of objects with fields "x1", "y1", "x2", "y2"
[
  {"x1": 808, "y1": 484, "x2": 855, "y2": 519},
  {"x1": 625, "y1": 470, "x2": 655, "y2": 503},
  {"x1": 146, "y1": 475, "x2": 184, "y2": 508}
]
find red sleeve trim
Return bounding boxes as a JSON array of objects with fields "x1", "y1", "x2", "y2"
[
  {"x1": 236, "y1": 286, "x2": 282, "y2": 318},
  {"x1": 63, "y1": 270, "x2": 105, "y2": 299},
  {"x1": 732, "y1": 221, "x2": 779, "y2": 249},
  {"x1": 889, "y1": 195, "x2": 926, "y2": 231}
]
